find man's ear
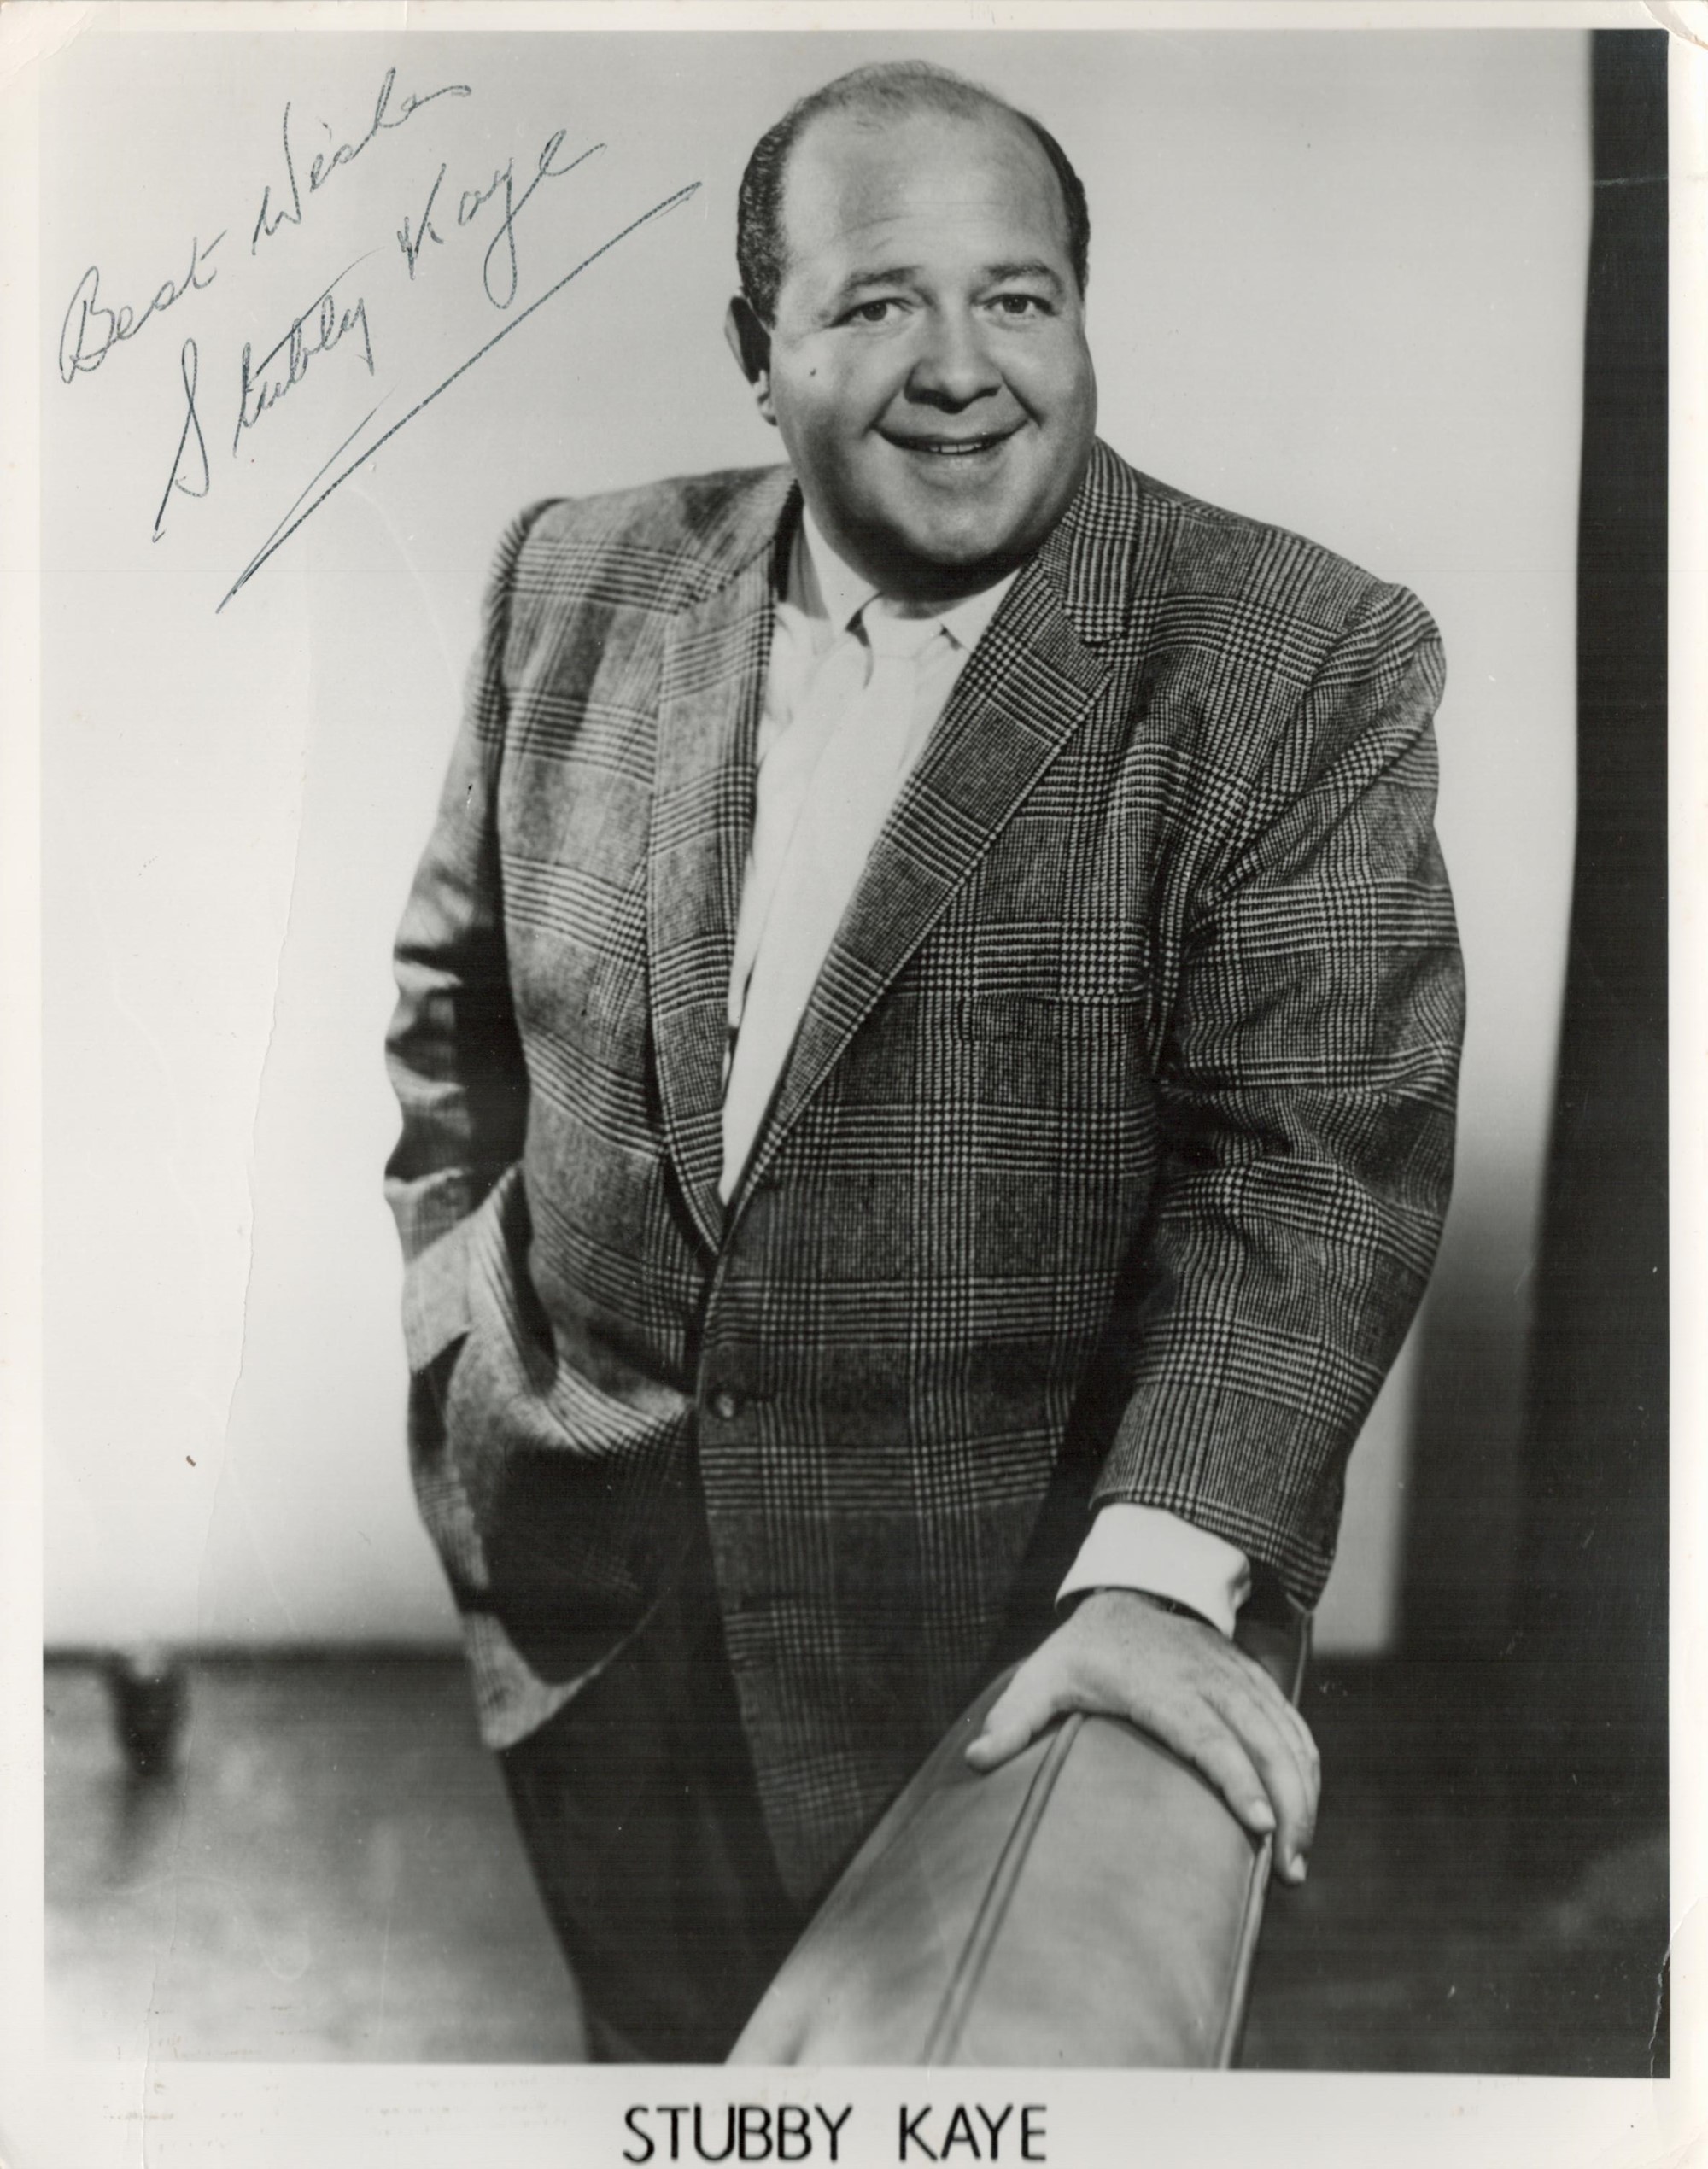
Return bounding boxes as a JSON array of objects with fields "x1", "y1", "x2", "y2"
[{"x1": 724, "y1": 296, "x2": 776, "y2": 426}]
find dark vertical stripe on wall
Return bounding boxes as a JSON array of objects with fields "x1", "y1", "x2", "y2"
[{"x1": 1506, "y1": 30, "x2": 1668, "y2": 1862}]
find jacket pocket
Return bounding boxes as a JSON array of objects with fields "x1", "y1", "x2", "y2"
[
  {"x1": 406, "y1": 1330, "x2": 485, "y2": 1599},
  {"x1": 428, "y1": 1164, "x2": 697, "y2": 1683}
]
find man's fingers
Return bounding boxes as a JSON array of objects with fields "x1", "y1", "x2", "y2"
[
  {"x1": 1213, "y1": 1648, "x2": 1321, "y2": 1877},
  {"x1": 1098, "y1": 1646, "x2": 1315, "y2": 1874},
  {"x1": 1225, "y1": 1636, "x2": 1319, "y2": 1773},
  {"x1": 1264, "y1": 1670, "x2": 1322, "y2": 1783},
  {"x1": 962, "y1": 1599, "x2": 1323, "y2": 1886},
  {"x1": 1156, "y1": 1701, "x2": 1277, "y2": 1845},
  {"x1": 964, "y1": 1665, "x2": 1063, "y2": 1772},
  {"x1": 1209, "y1": 1683, "x2": 1316, "y2": 1880}
]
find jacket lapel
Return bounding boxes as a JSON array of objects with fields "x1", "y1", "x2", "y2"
[
  {"x1": 647, "y1": 471, "x2": 796, "y2": 1253},
  {"x1": 730, "y1": 454, "x2": 1142, "y2": 1214}
]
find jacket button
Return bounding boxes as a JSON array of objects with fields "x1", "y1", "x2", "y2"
[{"x1": 710, "y1": 1389, "x2": 740, "y2": 1422}]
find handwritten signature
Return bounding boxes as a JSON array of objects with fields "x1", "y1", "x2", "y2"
[
  {"x1": 59, "y1": 235, "x2": 225, "y2": 384},
  {"x1": 61, "y1": 65, "x2": 466, "y2": 385},
  {"x1": 399, "y1": 130, "x2": 605, "y2": 308},
  {"x1": 251, "y1": 67, "x2": 471, "y2": 252},
  {"x1": 154, "y1": 340, "x2": 210, "y2": 542},
  {"x1": 233, "y1": 255, "x2": 377, "y2": 452},
  {"x1": 58, "y1": 62, "x2": 700, "y2": 599},
  {"x1": 218, "y1": 181, "x2": 701, "y2": 608}
]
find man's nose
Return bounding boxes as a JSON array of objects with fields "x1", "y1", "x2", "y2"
[{"x1": 904, "y1": 307, "x2": 1002, "y2": 409}]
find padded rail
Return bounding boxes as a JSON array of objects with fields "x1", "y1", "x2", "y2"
[{"x1": 729, "y1": 1611, "x2": 1307, "y2": 2067}]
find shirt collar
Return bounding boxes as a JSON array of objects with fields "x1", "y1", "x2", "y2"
[{"x1": 794, "y1": 505, "x2": 1018, "y2": 655}]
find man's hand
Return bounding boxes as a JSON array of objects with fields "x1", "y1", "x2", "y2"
[{"x1": 964, "y1": 1588, "x2": 1319, "y2": 1884}]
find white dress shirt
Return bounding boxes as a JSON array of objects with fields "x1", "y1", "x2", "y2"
[{"x1": 720, "y1": 508, "x2": 1250, "y2": 1638}]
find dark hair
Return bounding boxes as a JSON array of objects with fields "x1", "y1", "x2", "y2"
[{"x1": 736, "y1": 61, "x2": 1091, "y2": 327}]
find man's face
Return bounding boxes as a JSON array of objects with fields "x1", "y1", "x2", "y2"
[{"x1": 732, "y1": 103, "x2": 1097, "y2": 603}]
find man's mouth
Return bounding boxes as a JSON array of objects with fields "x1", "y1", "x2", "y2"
[{"x1": 882, "y1": 426, "x2": 1021, "y2": 459}]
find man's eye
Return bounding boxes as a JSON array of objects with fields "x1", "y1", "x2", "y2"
[
  {"x1": 845, "y1": 298, "x2": 903, "y2": 324},
  {"x1": 989, "y1": 293, "x2": 1049, "y2": 319}
]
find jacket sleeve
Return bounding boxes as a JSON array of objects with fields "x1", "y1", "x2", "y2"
[
  {"x1": 1095, "y1": 582, "x2": 1465, "y2": 1612},
  {"x1": 383, "y1": 506, "x2": 552, "y2": 1373}
]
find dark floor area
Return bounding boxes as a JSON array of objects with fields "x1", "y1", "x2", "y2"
[
  {"x1": 45, "y1": 1653, "x2": 1668, "y2": 2071},
  {"x1": 1243, "y1": 1660, "x2": 1669, "y2": 2074}
]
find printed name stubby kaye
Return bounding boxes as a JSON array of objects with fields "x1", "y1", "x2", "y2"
[
  {"x1": 898, "y1": 2105, "x2": 1046, "y2": 2163},
  {"x1": 622, "y1": 2103, "x2": 853, "y2": 2164},
  {"x1": 619, "y1": 2102, "x2": 1047, "y2": 2163}
]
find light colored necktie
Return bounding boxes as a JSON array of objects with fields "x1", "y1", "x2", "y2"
[{"x1": 722, "y1": 601, "x2": 942, "y2": 1198}]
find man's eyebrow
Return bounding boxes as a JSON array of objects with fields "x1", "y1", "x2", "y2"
[
  {"x1": 827, "y1": 264, "x2": 923, "y2": 307},
  {"x1": 824, "y1": 258, "x2": 1068, "y2": 313},
  {"x1": 980, "y1": 259, "x2": 1066, "y2": 289}
]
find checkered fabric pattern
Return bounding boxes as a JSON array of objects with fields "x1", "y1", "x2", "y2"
[{"x1": 384, "y1": 441, "x2": 1464, "y2": 1899}]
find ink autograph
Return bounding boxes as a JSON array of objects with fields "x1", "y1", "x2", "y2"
[
  {"x1": 56, "y1": 63, "x2": 700, "y2": 596},
  {"x1": 397, "y1": 128, "x2": 605, "y2": 310},
  {"x1": 249, "y1": 64, "x2": 472, "y2": 254},
  {"x1": 57, "y1": 233, "x2": 225, "y2": 387},
  {"x1": 232, "y1": 256, "x2": 377, "y2": 454},
  {"x1": 56, "y1": 66, "x2": 460, "y2": 388}
]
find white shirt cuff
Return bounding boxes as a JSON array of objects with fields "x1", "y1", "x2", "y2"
[{"x1": 1056, "y1": 1505, "x2": 1252, "y2": 1639}]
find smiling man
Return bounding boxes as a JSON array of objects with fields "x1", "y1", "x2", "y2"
[
  {"x1": 723, "y1": 83, "x2": 1097, "y2": 597},
  {"x1": 385, "y1": 61, "x2": 1464, "y2": 2062}
]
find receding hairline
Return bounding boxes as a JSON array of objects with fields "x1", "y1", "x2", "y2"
[
  {"x1": 779, "y1": 93, "x2": 1075, "y2": 257},
  {"x1": 737, "y1": 65, "x2": 1089, "y2": 324}
]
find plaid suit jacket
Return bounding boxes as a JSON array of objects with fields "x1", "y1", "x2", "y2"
[{"x1": 385, "y1": 439, "x2": 1464, "y2": 1898}]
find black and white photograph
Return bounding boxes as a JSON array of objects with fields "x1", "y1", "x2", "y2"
[{"x1": 0, "y1": 6, "x2": 1696, "y2": 2166}]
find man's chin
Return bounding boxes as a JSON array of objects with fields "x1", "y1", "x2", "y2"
[{"x1": 857, "y1": 506, "x2": 1044, "y2": 598}]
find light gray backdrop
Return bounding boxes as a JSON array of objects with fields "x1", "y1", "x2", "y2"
[{"x1": 42, "y1": 28, "x2": 1588, "y2": 1656}]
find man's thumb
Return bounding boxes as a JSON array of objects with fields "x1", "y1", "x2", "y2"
[{"x1": 963, "y1": 1673, "x2": 1053, "y2": 1773}]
